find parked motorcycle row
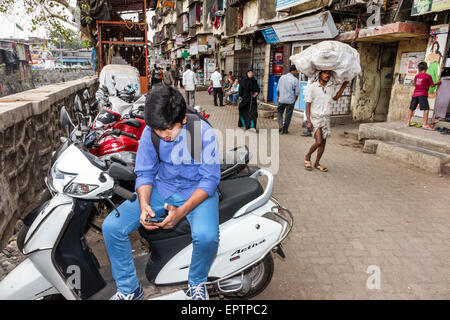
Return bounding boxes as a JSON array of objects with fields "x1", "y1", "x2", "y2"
[{"x1": 0, "y1": 82, "x2": 293, "y2": 300}]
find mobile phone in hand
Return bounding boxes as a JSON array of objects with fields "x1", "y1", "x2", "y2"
[{"x1": 145, "y1": 215, "x2": 167, "y2": 223}]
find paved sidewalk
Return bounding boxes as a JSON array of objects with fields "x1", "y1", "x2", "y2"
[{"x1": 194, "y1": 91, "x2": 450, "y2": 300}]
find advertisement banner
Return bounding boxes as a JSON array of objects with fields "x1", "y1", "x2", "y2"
[
  {"x1": 423, "y1": 24, "x2": 449, "y2": 106},
  {"x1": 176, "y1": 37, "x2": 184, "y2": 45},
  {"x1": 272, "y1": 11, "x2": 338, "y2": 42},
  {"x1": 411, "y1": 0, "x2": 450, "y2": 16}
]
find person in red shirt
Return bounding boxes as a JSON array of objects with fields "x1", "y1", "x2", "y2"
[{"x1": 405, "y1": 62, "x2": 441, "y2": 129}]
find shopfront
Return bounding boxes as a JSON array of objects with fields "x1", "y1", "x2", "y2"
[{"x1": 262, "y1": 11, "x2": 339, "y2": 104}]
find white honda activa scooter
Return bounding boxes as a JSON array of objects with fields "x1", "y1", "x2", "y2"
[{"x1": 0, "y1": 108, "x2": 293, "y2": 300}]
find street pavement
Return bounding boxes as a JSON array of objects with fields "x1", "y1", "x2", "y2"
[{"x1": 192, "y1": 90, "x2": 450, "y2": 300}]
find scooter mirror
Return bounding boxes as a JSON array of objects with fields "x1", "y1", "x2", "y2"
[
  {"x1": 83, "y1": 89, "x2": 90, "y2": 101},
  {"x1": 60, "y1": 106, "x2": 73, "y2": 130},
  {"x1": 108, "y1": 162, "x2": 136, "y2": 181},
  {"x1": 74, "y1": 95, "x2": 83, "y2": 113}
]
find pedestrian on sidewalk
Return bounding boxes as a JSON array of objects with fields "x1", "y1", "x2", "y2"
[
  {"x1": 405, "y1": 61, "x2": 441, "y2": 130},
  {"x1": 238, "y1": 68, "x2": 260, "y2": 132},
  {"x1": 304, "y1": 71, "x2": 348, "y2": 172},
  {"x1": 277, "y1": 65, "x2": 299, "y2": 134},
  {"x1": 183, "y1": 64, "x2": 197, "y2": 106},
  {"x1": 211, "y1": 67, "x2": 224, "y2": 106},
  {"x1": 171, "y1": 66, "x2": 179, "y2": 88},
  {"x1": 163, "y1": 66, "x2": 174, "y2": 86}
]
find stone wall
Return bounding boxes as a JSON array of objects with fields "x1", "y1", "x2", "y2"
[
  {"x1": 0, "y1": 76, "x2": 98, "y2": 248},
  {"x1": 0, "y1": 67, "x2": 94, "y2": 98},
  {"x1": 387, "y1": 39, "x2": 427, "y2": 122},
  {"x1": 351, "y1": 42, "x2": 397, "y2": 122}
]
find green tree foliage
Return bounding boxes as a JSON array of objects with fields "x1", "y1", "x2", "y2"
[{"x1": 0, "y1": 0, "x2": 95, "y2": 48}]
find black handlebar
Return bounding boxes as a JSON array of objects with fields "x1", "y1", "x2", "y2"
[
  {"x1": 113, "y1": 185, "x2": 136, "y2": 202},
  {"x1": 112, "y1": 129, "x2": 137, "y2": 140}
]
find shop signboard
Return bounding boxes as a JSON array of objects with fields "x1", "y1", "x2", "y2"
[
  {"x1": 276, "y1": 0, "x2": 309, "y2": 11},
  {"x1": 272, "y1": 11, "x2": 338, "y2": 42},
  {"x1": 198, "y1": 35, "x2": 208, "y2": 53},
  {"x1": 207, "y1": 35, "x2": 215, "y2": 51},
  {"x1": 190, "y1": 40, "x2": 198, "y2": 55},
  {"x1": 176, "y1": 37, "x2": 184, "y2": 45},
  {"x1": 235, "y1": 37, "x2": 242, "y2": 51},
  {"x1": 411, "y1": 0, "x2": 450, "y2": 16},
  {"x1": 261, "y1": 27, "x2": 280, "y2": 44}
]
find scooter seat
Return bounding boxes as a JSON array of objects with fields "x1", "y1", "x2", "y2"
[{"x1": 139, "y1": 177, "x2": 264, "y2": 242}]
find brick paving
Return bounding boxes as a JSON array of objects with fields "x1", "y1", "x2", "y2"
[{"x1": 193, "y1": 90, "x2": 450, "y2": 300}]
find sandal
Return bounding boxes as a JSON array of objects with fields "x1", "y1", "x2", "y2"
[
  {"x1": 423, "y1": 125, "x2": 434, "y2": 130},
  {"x1": 314, "y1": 164, "x2": 328, "y2": 172},
  {"x1": 304, "y1": 160, "x2": 313, "y2": 171}
]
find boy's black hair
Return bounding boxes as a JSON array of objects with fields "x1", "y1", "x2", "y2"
[
  {"x1": 186, "y1": 64, "x2": 191, "y2": 69},
  {"x1": 145, "y1": 85, "x2": 187, "y2": 130},
  {"x1": 166, "y1": 66, "x2": 170, "y2": 71},
  {"x1": 418, "y1": 62, "x2": 428, "y2": 71}
]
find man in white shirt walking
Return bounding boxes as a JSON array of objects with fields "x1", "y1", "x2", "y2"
[
  {"x1": 183, "y1": 64, "x2": 197, "y2": 106},
  {"x1": 304, "y1": 70, "x2": 348, "y2": 172},
  {"x1": 210, "y1": 67, "x2": 224, "y2": 107}
]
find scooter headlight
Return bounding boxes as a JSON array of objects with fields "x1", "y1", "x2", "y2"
[
  {"x1": 64, "y1": 182, "x2": 99, "y2": 196},
  {"x1": 48, "y1": 164, "x2": 77, "y2": 193}
]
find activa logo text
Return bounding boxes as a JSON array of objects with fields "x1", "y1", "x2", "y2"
[{"x1": 231, "y1": 239, "x2": 266, "y2": 257}]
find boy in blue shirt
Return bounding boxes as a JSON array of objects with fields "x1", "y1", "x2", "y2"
[{"x1": 103, "y1": 85, "x2": 221, "y2": 300}]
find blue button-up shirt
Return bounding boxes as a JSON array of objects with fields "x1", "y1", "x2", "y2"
[
  {"x1": 277, "y1": 73, "x2": 300, "y2": 104},
  {"x1": 134, "y1": 122, "x2": 221, "y2": 201}
]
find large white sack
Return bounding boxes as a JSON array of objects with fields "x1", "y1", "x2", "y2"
[{"x1": 289, "y1": 41, "x2": 361, "y2": 84}]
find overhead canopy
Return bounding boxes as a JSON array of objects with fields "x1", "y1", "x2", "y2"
[{"x1": 336, "y1": 22, "x2": 428, "y2": 43}]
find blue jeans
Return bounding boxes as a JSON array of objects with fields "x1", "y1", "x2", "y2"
[{"x1": 102, "y1": 187, "x2": 220, "y2": 294}]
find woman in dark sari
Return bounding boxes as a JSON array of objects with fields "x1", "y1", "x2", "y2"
[{"x1": 238, "y1": 68, "x2": 260, "y2": 131}]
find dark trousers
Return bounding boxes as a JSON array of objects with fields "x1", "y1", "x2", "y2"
[
  {"x1": 277, "y1": 103, "x2": 295, "y2": 132},
  {"x1": 213, "y1": 88, "x2": 224, "y2": 106}
]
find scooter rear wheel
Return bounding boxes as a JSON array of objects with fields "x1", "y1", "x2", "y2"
[{"x1": 225, "y1": 253, "x2": 274, "y2": 300}]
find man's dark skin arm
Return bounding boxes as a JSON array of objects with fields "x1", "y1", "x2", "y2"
[
  {"x1": 333, "y1": 81, "x2": 349, "y2": 101},
  {"x1": 306, "y1": 102, "x2": 312, "y2": 131}
]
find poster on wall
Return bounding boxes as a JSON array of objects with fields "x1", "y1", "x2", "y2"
[
  {"x1": 411, "y1": 0, "x2": 450, "y2": 16},
  {"x1": 414, "y1": 24, "x2": 449, "y2": 118},
  {"x1": 398, "y1": 52, "x2": 426, "y2": 85},
  {"x1": 424, "y1": 25, "x2": 448, "y2": 100}
]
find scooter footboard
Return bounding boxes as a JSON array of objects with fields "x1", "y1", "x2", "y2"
[{"x1": 0, "y1": 258, "x2": 58, "y2": 300}]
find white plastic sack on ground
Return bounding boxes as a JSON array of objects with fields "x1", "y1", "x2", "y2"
[
  {"x1": 99, "y1": 64, "x2": 141, "y2": 95},
  {"x1": 289, "y1": 41, "x2": 361, "y2": 84}
]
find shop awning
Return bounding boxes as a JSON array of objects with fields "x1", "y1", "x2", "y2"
[{"x1": 336, "y1": 22, "x2": 428, "y2": 43}]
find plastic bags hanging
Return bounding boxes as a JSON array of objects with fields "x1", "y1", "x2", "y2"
[{"x1": 289, "y1": 41, "x2": 361, "y2": 84}]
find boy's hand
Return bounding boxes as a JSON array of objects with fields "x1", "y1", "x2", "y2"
[
  {"x1": 155, "y1": 203, "x2": 186, "y2": 230},
  {"x1": 307, "y1": 121, "x2": 313, "y2": 131},
  {"x1": 435, "y1": 80, "x2": 441, "y2": 86},
  {"x1": 140, "y1": 204, "x2": 159, "y2": 230}
]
